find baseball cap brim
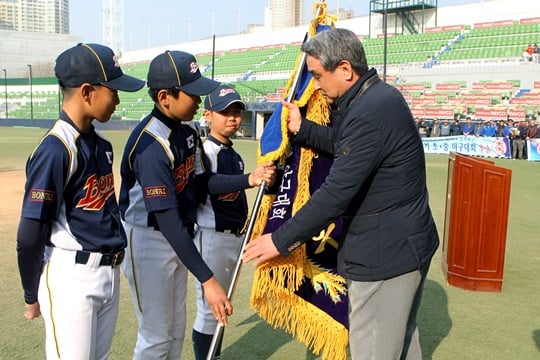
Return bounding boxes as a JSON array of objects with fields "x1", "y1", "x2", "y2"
[
  {"x1": 179, "y1": 76, "x2": 220, "y2": 96},
  {"x1": 210, "y1": 99, "x2": 246, "y2": 112},
  {"x1": 102, "y1": 74, "x2": 145, "y2": 92}
]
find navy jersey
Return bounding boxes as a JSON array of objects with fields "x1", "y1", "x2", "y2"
[
  {"x1": 120, "y1": 107, "x2": 207, "y2": 229},
  {"x1": 20, "y1": 112, "x2": 125, "y2": 252},
  {"x1": 197, "y1": 136, "x2": 248, "y2": 231}
]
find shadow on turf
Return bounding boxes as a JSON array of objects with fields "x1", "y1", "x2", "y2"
[
  {"x1": 223, "y1": 314, "x2": 321, "y2": 359},
  {"x1": 418, "y1": 279, "x2": 452, "y2": 359},
  {"x1": 222, "y1": 280, "x2": 451, "y2": 359}
]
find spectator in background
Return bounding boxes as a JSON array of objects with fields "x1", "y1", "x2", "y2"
[
  {"x1": 496, "y1": 120, "x2": 506, "y2": 137},
  {"x1": 503, "y1": 119, "x2": 514, "y2": 159},
  {"x1": 510, "y1": 120, "x2": 527, "y2": 159},
  {"x1": 440, "y1": 119, "x2": 451, "y2": 136},
  {"x1": 526, "y1": 118, "x2": 539, "y2": 140},
  {"x1": 524, "y1": 118, "x2": 539, "y2": 160},
  {"x1": 461, "y1": 116, "x2": 476, "y2": 136},
  {"x1": 533, "y1": 44, "x2": 540, "y2": 63},
  {"x1": 502, "y1": 119, "x2": 512, "y2": 140},
  {"x1": 450, "y1": 118, "x2": 462, "y2": 136},
  {"x1": 480, "y1": 119, "x2": 497, "y2": 137},
  {"x1": 431, "y1": 118, "x2": 441, "y2": 137},
  {"x1": 416, "y1": 117, "x2": 427, "y2": 137},
  {"x1": 523, "y1": 44, "x2": 534, "y2": 61},
  {"x1": 425, "y1": 118, "x2": 433, "y2": 137},
  {"x1": 474, "y1": 118, "x2": 484, "y2": 136}
]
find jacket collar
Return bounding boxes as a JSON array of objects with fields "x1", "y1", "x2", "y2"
[
  {"x1": 151, "y1": 106, "x2": 183, "y2": 129},
  {"x1": 207, "y1": 135, "x2": 233, "y2": 148},
  {"x1": 335, "y1": 67, "x2": 379, "y2": 111}
]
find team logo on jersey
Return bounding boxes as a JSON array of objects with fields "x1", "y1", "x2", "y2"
[
  {"x1": 174, "y1": 154, "x2": 195, "y2": 192},
  {"x1": 105, "y1": 151, "x2": 113, "y2": 164},
  {"x1": 144, "y1": 186, "x2": 168, "y2": 198},
  {"x1": 218, "y1": 191, "x2": 240, "y2": 202},
  {"x1": 29, "y1": 189, "x2": 55, "y2": 203},
  {"x1": 76, "y1": 173, "x2": 115, "y2": 210},
  {"x1": 186, "y1": 134, "x2": 195, "y2": 149}
]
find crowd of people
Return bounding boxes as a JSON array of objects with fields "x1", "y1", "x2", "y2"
[{"x1": 416, "y1": 116, "x2": 539, "y2": 159}]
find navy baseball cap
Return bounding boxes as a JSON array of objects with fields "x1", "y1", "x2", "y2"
[
  {"x1": 54, "y1": 43, "x2": 145, "y2": 92},
  {"x1": 204, "y1": 84, "x2": 246, "y2": 112},
  {"x1": 147, "y1": 50, "x2": 219, "y2": 96}
]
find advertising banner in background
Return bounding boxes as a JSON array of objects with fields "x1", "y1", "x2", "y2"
[
  {"x1": 422, "y1": 136, "x2": 539, "y2": 161},
  {"x1": 526, "y1": 139, "x2": 540, "y2": 161},
  {"x1": 422, "y1": 136, "x2": 511, "y2": 158}
]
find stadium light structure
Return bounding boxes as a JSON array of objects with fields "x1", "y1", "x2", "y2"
[
  {"x1": 27, "y1": 64, "x2": 33, "y2": 120},
  {"x1": 2, "y1": 68, "x2": 7, "y2": 119}
]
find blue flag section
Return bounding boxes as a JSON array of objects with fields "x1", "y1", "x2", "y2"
[
  {"x1": 250, "y1": 3, "x2": 349, "y2": 360},
  {"x1": 258, "y1": 42, "x2": 319, "y2": 161}
]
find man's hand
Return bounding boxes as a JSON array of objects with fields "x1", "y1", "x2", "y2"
[
  {"x1": 242, "y1": 233, "x2": 280, "y2": 266},
  {"x1": 24, "y1": 302, "x2": 41, "y2": 320},
  {"x1": 281, "y1": 100, "x2": 302, "y2": 135},
  {"x1": 202, "y1": 277, "x2": 233, "y2": 326},
  {"x1": 248, "y1": 161, "x2": 276, "y2": 187}
]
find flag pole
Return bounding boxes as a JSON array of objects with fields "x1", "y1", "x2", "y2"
[
  {"x1": 206, "y1": 3, "x2": 326, "y2": 359},
  {"x1": 206, "y1": 181, "x2": 266, "y2": 360},
  {"x1": 286, "y1": 2, "x2": 325, "y2": 103}
]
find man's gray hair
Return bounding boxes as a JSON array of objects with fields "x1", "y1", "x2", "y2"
[{"x1": 301, "y1": 28, "x2": 369, "y2": 75}]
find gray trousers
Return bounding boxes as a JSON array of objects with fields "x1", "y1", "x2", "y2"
[
  {"x1": 512, "y1": 139, "x2": 525, "y2": 159},
  {"x1": 348, "y1": 264, "x2": 430, "y2": 360}
]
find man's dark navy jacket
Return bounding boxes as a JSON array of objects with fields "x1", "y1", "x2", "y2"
[{"x1": 272, "y1": 68, "x2": 440, "y2": 281}]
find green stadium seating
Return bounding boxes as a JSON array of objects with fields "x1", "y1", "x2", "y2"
[
  {"x1": 5, "y1": 19, "x2": 540, "y2": 121},
  {"x1": 438, "y1": 22, "x2": 540, "y2": 61}
]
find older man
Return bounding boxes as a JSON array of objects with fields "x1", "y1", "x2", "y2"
[{"x1": 243, "y1": 28, "x2": 439, "y2": 360}]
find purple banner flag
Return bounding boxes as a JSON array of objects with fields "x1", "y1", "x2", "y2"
[{"x1": 249, "y1": 3, "x2": 348, "y2": 359}]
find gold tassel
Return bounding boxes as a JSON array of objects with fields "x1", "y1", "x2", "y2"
[{"x1": 250, "y1": 5, "x2": 347, "y2": 359}]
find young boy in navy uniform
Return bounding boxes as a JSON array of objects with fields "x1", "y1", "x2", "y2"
[
  {"x1": 119, "y1": 51, "x2": 275, "y2": 359},
  {"x1": 192, "y1": 84, "x2": 248, "y2": 359},
  {"x1": 16, "y1": 43, "x2": 145, "y2": 359}
]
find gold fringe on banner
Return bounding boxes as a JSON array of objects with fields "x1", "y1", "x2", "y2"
[{"x1": 249, "y1": 9, "x2": 348, "y2": 354}]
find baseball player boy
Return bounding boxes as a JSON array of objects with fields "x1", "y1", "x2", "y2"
[
  {"x1": 16, "y1": 43, "x2": 145, "y2": 359},
  {"x1": 119, "y1": 50, "x2": 275, "y2": 359},
  {"x1": 192, "y1": 84, "x2": 249, "y2": 360}
]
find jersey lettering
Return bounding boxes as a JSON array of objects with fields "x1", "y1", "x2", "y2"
[
  {"x1": 29, "y1": 189, "x2": 55, "y2": 203},
  {"x1": 173, "y1": 154, "x2": 195, "y2": 192},
  {"x1": 76, "y1": 173, "x2": 115, "y2": 210},
  {"x1": 218, "y1": 191, "x2": 240, "y2": 202},
  {"x1": 145, "y1": 186, "x2": 168, "y2": 198}
]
